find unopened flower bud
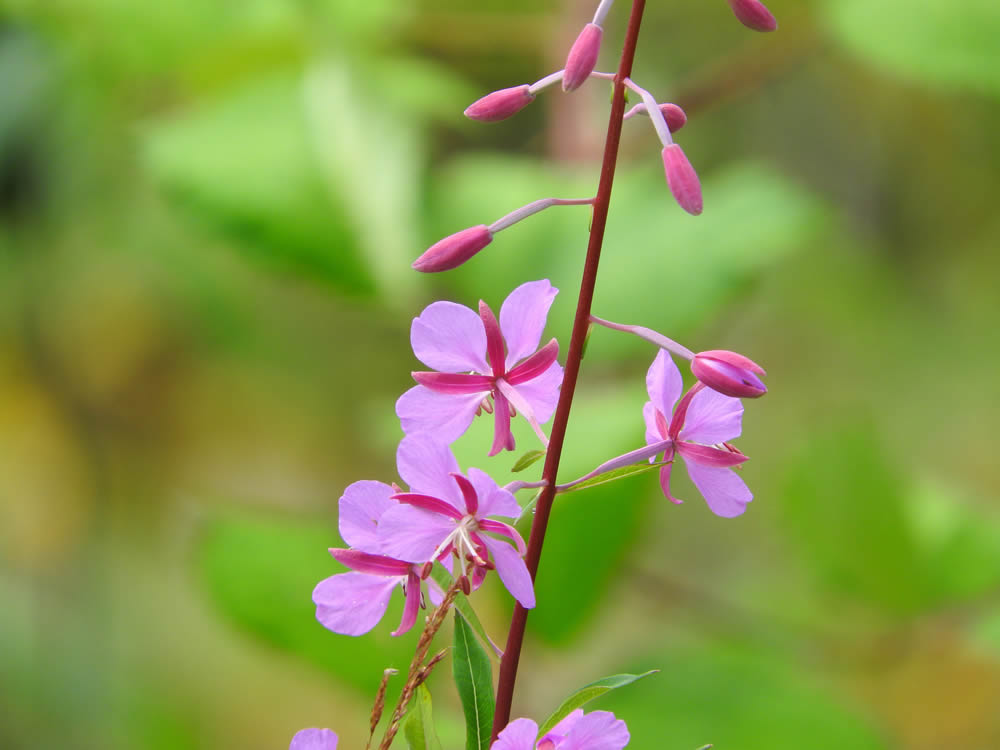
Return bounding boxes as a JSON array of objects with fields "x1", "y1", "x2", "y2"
[
  {"x1": 691, "y1": 350, "x2": 767, "y2": 398},
  {"x1": 464, "y1": 85, "x2": 535, "y2": 122},
  {"x1": 412, "y1": 225, "x2": 493, "y2": 272},
  {"x1": 661, "y1": 144, "x2": 703, "y2": 216},
  {"x1": 660, "y1": 103, "x2": 687, "y2": 133},
  {"x1": 562, "y1": 23, "x2": 603, "y2": 92},
  {"x1": 726, "y1": 0, "x2": 778, "y2": 32}
]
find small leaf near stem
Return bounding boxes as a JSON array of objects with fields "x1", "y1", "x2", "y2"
[
  {"x1": 403, "y1": 684, "x2": 444, "y2": 750},
  {"x1": 453, "y1": 613, "x2": 496, "y2": 750},
  {"x1": 511, "y1": 449, "x2": 546, "y2": 473}
]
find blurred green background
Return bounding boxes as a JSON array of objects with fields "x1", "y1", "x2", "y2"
[{"x1": 2, "y1": 0, "x2": 999, "y2": 748}]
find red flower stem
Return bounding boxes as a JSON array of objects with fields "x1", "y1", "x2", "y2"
[{"x1": 491, "y1": 0, "x2": 647, "y2": 739}]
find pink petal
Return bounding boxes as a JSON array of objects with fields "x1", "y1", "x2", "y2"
[
  {"x1": 562, "y1": 23, "x2": 603, "y2": 92},
  {"x1": 411, "y1": 300, "x2": 489, "y2": 374},
  {"x1": 329, "y1": 548, "x2": 411, "y2": 576},
  {"x1": 511, "y1": 360, "x2": 563, "y2": 425},
  {"x1": 466, "y1": 467, "x2": 521, "y2": 518},
  {"x1": 642, "y1": 402, "x2": 664, "y2": 449},
  {"x1": 392, "y1": 570, "x2": 422, "y2": 636},
  {"x1": 290, "y1": 728, "x2": 339, "y2": 750},
  {"x1": 338, "y1": 480, "x2": 396, "y2": 552},
  {"x1": 489, "y1": 392, "x2": 515, "y2": 456},
  {"x1": 396, "y1": 435, "x2": 463, "y2": 506},
  {"x1": 683, "y1": 460, "x2": 752, "y2": 518},
  {"x1": 377, "y1": 505, "x2": 457, "y2": 562},
  {"x1": 499, "y1": 279, "x2": 558, "y2": 371},
  {"x1": 392, "y1": 492, "x2": 465, "y2": 520},
  {"x1": 542, "y1": 709, "x2": 584, "y2": 743},
  {"x1": 560, "y1": 711, "x2": 630, "y2": 750},
  {"x1": 676, "y1": 441, "x2": 748, "y2": 468},
  {"x1": 660, "y1": 462, "x2": 682, "y2": 504},
  {"x1": 396, "y1": 386, "x2": 485, "y2": 445},
  {"x1": 492, "y1": 718, "x2": 539, "y2": 750},
  {"x1": 313, "y1": 573, "x2": 399, "y2": 636},
  {"x1": 464, "y1": 85, "x2": 535, "y2": 122},
  {"x1": 412, "y1": 372, "x2": 494, "y2": 394},
  {"x1": 679, "y1": 387, "x2": 744, "y2": 445},
  {"x1": 646, "y1": 349, "x2": 682, "y2": 419},
  {"x1": 412, "y1": 225, "x2": 494, "y2": 273},
  {"x1": 481, "y1": 535, "x2": 535, "y2": 608},
  {"x1": 506, "y1": 339, "x2": 559, "y2": 385},
  {"x1": 727, "y1": 0, "x2": 778, "y2": 32},
  {"x1": 661, "y1": 143, "x2": 703, "y2": 216}
]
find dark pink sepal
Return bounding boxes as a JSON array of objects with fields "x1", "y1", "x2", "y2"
[
  {"x1": 329, "y1": 548, "x2": 411, "y2": 576},
  {"x1": 412, "y1": 371, "x2": 493, "y2": 394},
  {"x1": 676, "y1": 441, "x2": 749, "y2": 467},
  {"x1": 506, "y1": 339, "x2": 559, "y2": 385}
]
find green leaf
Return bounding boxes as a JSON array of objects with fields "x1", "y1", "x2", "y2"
[
  {"x1": 560, "y1": 461, "x2": 666, "y2": 494},
  {"x1": 452, "y1": 612, "x2": 495, "y2": 750},
  {"x1": 511, "y1": 449, "x2": 546, "y2": 473},
  {"x1": 537, "y1": 671, "x2": 659, "y2": 736},
  {"x1": 404, "y1": 685, "x2": 443, "y2": 750},
  {"x1": 822, "y1": 0, "x2": 1000, "y2": 97},
  {"x1": 429, "y1": 566, "x2": 500, "y2": 658}
]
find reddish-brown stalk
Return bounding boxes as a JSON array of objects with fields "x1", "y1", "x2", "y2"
[{"x1": 491, "y1": 0, "x2": 648, "y2": 740}]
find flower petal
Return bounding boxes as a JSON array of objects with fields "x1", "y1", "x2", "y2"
[
  {"x1": 492, "y1": 718, "x2": 539, "y2": 750},
  {"x1": 500, "y1": 280, "x2": 558, "y2": 371},
  {"x1": 481, "y1": 535, "x2": 535, "y2": 608},
  {"x1": 338, "y1": 480, "x2": 396, "y2": 552},
  {"x1": 290, "y1": 728, "x2": 339, "y2": 750},
  {"x1": 396, "y1": 386, "x2": 485, "y2": 445},
  {"x1": 312, "y1": 572, "x2": 399, "y2": 636},
  {"x1": 560, "y1": 711, "x2": 630, "y2": 750},
  {"x1": 377, "y1": 505, "x2": 457, "y2": 562},
  {"x1": 511, "y1": 360, "x2": 563, "y2": 424},
  {"x1": 679, "y1": 386, "x2": 744, "y2": 445},
  {"x1": 396, "y1": 435, "x2": 463, "y2": 506},
  {"x1": 467, "y1": 467, "x2": 521, "y2": 518},
  {"x1": 542, "y1": 709, "x2": 584, "y2": 743},
  {"x1": 411, "y1": 300, "x2": 489, "y2": 374},
  {"x1": 684, "y1": 460, "x2": 752, "y2": 518},
  {"x1": 392, "y1": 570, "x2": 422, "y2": 636},
  {"x1": 646, "y1": 349, "x2": 682, "y2": 419},
  {"x1": 642, "y1": 402, "x2": 663, "y2": 449}
]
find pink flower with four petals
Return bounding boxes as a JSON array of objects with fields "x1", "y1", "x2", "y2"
[
  {"x1": 492, "y1": 709, "x2": 630, "y2": 750},
  {"x1": 397, "y1": 280, "x2": 563, "y2": 455}
]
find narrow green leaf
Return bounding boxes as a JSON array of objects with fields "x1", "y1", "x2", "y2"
[
  {"x1": 511, "y1": 449, "x2": 546, "y2": 473},
  {"x1": 560, "y1": 462, "x2": 665, "y2": 494},
  {"x1": 537, "y1": 671, "x2": 659, "y2": 737},
  {"x1": 429, "y1": 566, "x2": 501, "y2": 657},
  {"x1": 453, "y1": 612, "x2": 495, "y2": 750},
  {"x1": 403, "y1": 684, "x2": 443, "y2": 750}
]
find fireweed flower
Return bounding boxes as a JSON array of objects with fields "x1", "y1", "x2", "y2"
[
  {"x1": 492, "y1": 709, "x2": 630, "y2": 750},
  {"x1": 644, "y1": 350, "x2": 752, "y2": 517},
  {"x1": 691, "y1": 349, "x2": 766, "y2": 398},
  {"x1": 396, "y1": 280, "x2": 563, "y2": 456},
  {"x1": 375, "y1": 436, "x2": 535, "y2": 608},
  {"x1": 289, "y1": 729, "x2": 338, "y2": 750}
]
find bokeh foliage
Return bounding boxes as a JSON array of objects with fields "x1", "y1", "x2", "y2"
[{"x1": 2, "y1": 0, "x2": 1000, "y2": 748}]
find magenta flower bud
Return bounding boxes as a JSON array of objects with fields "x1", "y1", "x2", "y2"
[
  {"x1": 464, "y1": 85, "x2": 535, "y2": 122},
  {"x1": 562, "y1": 23, "x2": 603, "y2": 92},
  {"x1": 660, "y1": 103, "x2": 687, "y2": 133},
  {"x1": 661, "y1": 144, "x2": 703, "y2": 216},
  {"x1": 726, "y1": 0, "x2": 778, "y2": 32},
  {"x1": 691, "y1": 350, "x2": 767, "y2": 398},
  {"x1": 412, "y1": 225, "x2": 493, "y2": 273}
]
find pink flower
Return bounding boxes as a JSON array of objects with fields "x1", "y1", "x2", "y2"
[
  {"x1": 290, "y1": 729, "x2": 338, "y2": 750},
  {"x1": 726, "y1": 0, "x2": 778, "y2": 32},
  {"x1": 691, "y1": 349, "x2": 766, "y2": 398},
  {"x1": 312, "y1": 479, "x2": 433, "y2": 637},
  {"x1": 563, "y1": 23, "x2": 603, "y2": 92},
  {"x1": 375, "y1": 436, "x2": 535, "y2": 609},
  {"x1": 643, "y1": 350, "x2": 752, "y2": 517},
  {"x1": 661, "y1": 144, "x2": 703, "y2": 216},
  {"x1": 492, "y1": 710, "x2": 630, "y2": 750},
  {"x1": 465, "y1": 85, "x2": 536, "y2": 122},
  {"x1": 413, "y1": 225, "x2": 493, "y2": 273},
  {"x1": 396, "y1": 280, "x2": 563, "y2": 456}
]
